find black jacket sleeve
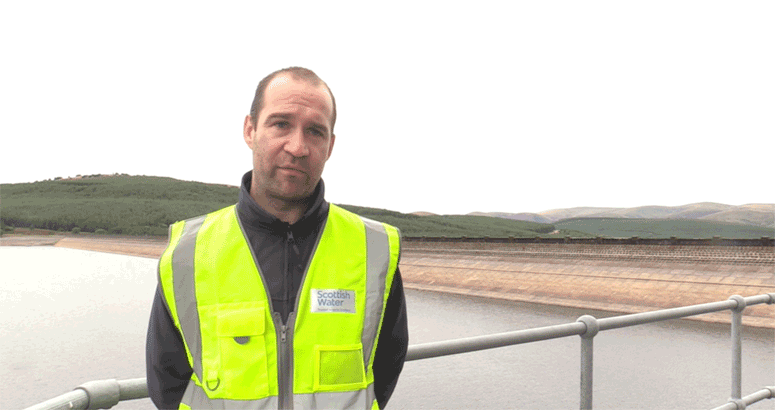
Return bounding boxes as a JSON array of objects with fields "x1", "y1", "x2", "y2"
[
  {"x1": 146, "y1": 285, "x2": 193, "y2": 409},
  {"x1": 371, "y1": 267, "x2": 409, "y2": 409}
]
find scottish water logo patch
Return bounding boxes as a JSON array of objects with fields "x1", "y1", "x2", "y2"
[{"x1": 311, "y1": 289, "x2": 356, "y2": 313}]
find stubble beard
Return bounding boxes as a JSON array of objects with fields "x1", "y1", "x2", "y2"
[{"x1": 255, "y1": 167, "x2": 316, "y2": 205}]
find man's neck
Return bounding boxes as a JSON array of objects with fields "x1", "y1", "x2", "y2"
[{"x1": 250, "y1": 184, "x2": 310, "y2": 225}]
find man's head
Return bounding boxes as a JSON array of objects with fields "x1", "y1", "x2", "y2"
[
  {"x1": 243, "y1": 67, "x2": 336, "y2": 212},
  {"x1": 249, "y1": 67, "x2": 337, "y2": 132}
]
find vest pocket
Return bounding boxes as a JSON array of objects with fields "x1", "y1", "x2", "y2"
[
  {"x1": 313, "y1": 344, "x2": 367, "y2": 392},
  {"x1": 213, "y1": 303, "x2": 270, "y2": 399}
]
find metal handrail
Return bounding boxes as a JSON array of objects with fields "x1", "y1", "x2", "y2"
[
  {"x1": 711, "y1": 387, "x2": 775, "y2": 410},
  {"x1": 23, "y1": 293, "x2": 775, "y2": 410},
  {"x1": 24, "y1": 378, "x2": 147, "y2": 410}
]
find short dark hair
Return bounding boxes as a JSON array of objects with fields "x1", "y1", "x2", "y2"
[{"x1": 249, "y1": 66, "x2": 337, "y2": 132}]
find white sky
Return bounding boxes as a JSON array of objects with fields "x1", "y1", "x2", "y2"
[{"x1": 2, "y1": 1, "x2": 773, "y2": 215}]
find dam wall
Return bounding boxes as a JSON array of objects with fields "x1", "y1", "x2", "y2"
[{"x1": 400, "y1": 238, "x2": 775, "y2": 328}]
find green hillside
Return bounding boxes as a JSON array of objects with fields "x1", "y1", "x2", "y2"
[
  {"x1": 555, "y1": 217, "x2": 774, "y2": 239},
  {"x1": 336, "y1": 205, "x2": 576, "y2": 238},
  {"x1": 1, "y1": 175, "x2": 565, "y2": 238},
  {"x1": 7, "y1": 175, "x2": 766, "y2": 239},
  {"x1": 1, "y1": 175, "x2": 239, "y2": 235}
]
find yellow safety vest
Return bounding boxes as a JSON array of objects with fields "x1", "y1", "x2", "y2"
[{"x1": 158, "y1": 204, "x2": 401, "y2": 409}]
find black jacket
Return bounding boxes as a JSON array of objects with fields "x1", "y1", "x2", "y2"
[{"x1": 146, "y1": 172, "x2": 408, "y2": 409}]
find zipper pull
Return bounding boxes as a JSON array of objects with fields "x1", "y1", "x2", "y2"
[
  {"x1": 287, "y1": 229, "x2": 300, "y2": 256},
  {"x1": 280, "y1": 324, "x2": 287, "y2": 343}
]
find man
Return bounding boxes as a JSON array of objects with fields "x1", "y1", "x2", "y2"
[{"x1": 146, "y1": 67, "x2": 408, "y2": 410}]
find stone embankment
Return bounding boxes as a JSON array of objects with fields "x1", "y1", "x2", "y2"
[
  {"x1": 0, "y1": 235, "x2": 168, "y2": 258},
  {"x1": 53, "y1": 236, "x2": 169, "y2": 258},
  {"x1": 3, "y1": 235, "x2": 773, "y2": 328},
  {"x1": 400, "y1": 239, "x2": 775, "y2": 328}
]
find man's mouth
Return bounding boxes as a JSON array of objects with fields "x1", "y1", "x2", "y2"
[{"x1": 278, "y1": 167, "x2": 306, "y2": 177}]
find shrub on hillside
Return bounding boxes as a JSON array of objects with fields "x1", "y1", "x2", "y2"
[
  {"x1": 95, "y1": 228, "x2": 107, "y2": 235},
  {"x1": 72, "y1": 227, "x2": 81, "y2": 234}
]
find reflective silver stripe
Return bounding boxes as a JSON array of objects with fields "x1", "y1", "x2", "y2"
[
  {"x1": 294, "y1": 386, "x2": 375, "y2": 410},
  {"x1": 172, "y1": 215, "x2": 207, "y2": 384},
  {"x1": 360, "y1": 217, "x2": 391, "y2": 369},
  {"x1": 181, "y1": 380, "x2": 278, "y2": 410}
]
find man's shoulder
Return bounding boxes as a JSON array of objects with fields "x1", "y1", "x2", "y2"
[
  {"x1": 172, "y1": 204, "x2": 236, "y2": 226},
  {"x1": 329, "y1": 203, "x2": 385, "y2": 225},
  {"x1": 329, "y1": 204, "x2": 401, "y2": 239},
  {"x1": 164, "y1": 204, "x2": 237, "y2": 240}
]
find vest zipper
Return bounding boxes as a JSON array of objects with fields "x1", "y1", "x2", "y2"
[
  {"x1": 279, "y1": 228, "x2": 297, "y2": 409},
  {"x1": 275, "y1": 311, "x2": 295, "y2": 410},
  {"x1": 233, "y1": 211, "x2": 301, "y2": 409},
  {"x1": 283, "y1": 229, "x2": 292, "y2": 323},
  {"x1": 278, "y1": 220, "x2": 325, "y2": 409}
]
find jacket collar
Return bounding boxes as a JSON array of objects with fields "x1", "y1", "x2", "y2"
[{"x1": 236, "y1": 171, "x2": 329, "y2": 235}]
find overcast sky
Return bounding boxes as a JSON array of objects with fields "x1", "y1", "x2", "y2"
[{"x1": 2, "y1": 1, "x2": 773, "y2": 215}]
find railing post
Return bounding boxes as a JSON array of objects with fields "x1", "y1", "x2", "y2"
[
  {"x1": 728, "y1": 295, "x2": 746, "y2": 402},
  {"x1": 577, "y1": 315, "x2": 599, "y2": 410}
]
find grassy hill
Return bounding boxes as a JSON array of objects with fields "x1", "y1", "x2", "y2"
[
  {"x1": 537, "y1": 203, "x2": 774, "y2": 228},
  {"x1": 483, "y1": 203, "x2": 774, "y2": 238},
  {"x1": 468, "y1": 211, "x2": 553, "y2": 224},
  {"x1": 1, "y1": 175, "x2": 240, "y2": 235},
  {"x1": 1, "y1": 175, "x2": 567, "y2": 238},
  {"x1": 3, "y1": 175, "x2": 770, "y2": 239},
  {"x1": 554, "y1": 217, "x2": 774, "y2": 240},
  {"x1": 700, "y1": 204, "x2": 775, "y2": 227},
  {"x1": 337, "y1": 205, "x2": 578, "y2": 238}
]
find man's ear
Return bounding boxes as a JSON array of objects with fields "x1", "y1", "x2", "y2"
[
  {"x1": 243, "y1": 115, "x2": 255, "y2": 148},
  {"x1": 327, "y1": 133, "x2": 336, "y2": 159}
]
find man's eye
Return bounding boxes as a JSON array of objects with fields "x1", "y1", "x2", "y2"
[
  {"x1": 308, "y1": 128, "x2": 324, "y2": 137},
  {"x1": 273, "y1": 121, "x2": 290, "y2": 129}
]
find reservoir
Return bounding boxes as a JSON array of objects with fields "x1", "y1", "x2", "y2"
[{"x1": 2, "y1": 247, "x2": 772, "y2": 409}]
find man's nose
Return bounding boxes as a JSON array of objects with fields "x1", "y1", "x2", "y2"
[{"x1": 285, "y1": 127, "x2": 310, "y2": 157}]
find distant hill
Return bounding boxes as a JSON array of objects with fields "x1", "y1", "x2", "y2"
[
  {"x1": 554, "y1": 217, "x2": 774, "y2": 240},
  {"x1": 0, "y1": 175, "x2": 568, "y2": 238},
  {"x1": 337, "y1": 205, "x2": 568, "y2": 238},
  {"x1": 410, "y1": 211, "x2": 438, "y2": 216},
  {"x1": 514, "y1": 202, "x2": 774, "y2": 229},
  {"x1": 536, "y1": 207, "x2": 622, "y2": 222},
  {"x1": 699, "y1": 204, "x2": 775, "y2": 228},
  {"x1": 1, "y1": 174, "x2": 240, "y2": 236},
  {"x1": 460, "y1": 203, "x2": 774, "y2": 239},
  {"x1": 468, "y1": 211, "x2": 552, "y2": 224},
  {"x1": 3, "y1": 175, "x2": 771, "y2": 239}
]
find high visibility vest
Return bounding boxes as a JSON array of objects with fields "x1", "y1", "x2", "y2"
[{"x1": 158, "y1": 204, "x2": 401, "y2": 410}]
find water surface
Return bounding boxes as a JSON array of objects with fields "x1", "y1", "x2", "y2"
[{"x1": 2, "y1": 247, "x2": 772, "y2": 409}]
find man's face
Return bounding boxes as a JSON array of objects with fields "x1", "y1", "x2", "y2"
[{"x1": 243, "y1": 75, "x2": 336, "y2": 203}]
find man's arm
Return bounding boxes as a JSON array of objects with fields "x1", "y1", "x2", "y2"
[
  {"x1": 146, "y1": 284, "x2": 193, "y2": 409},
  {"x1": 372, "y1": 267, "x2": 409, "y2": 409}
]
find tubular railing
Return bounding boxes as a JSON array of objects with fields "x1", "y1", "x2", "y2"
[{"x1": 24, "y1": 293, "x2": 775, "y2": 410}]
